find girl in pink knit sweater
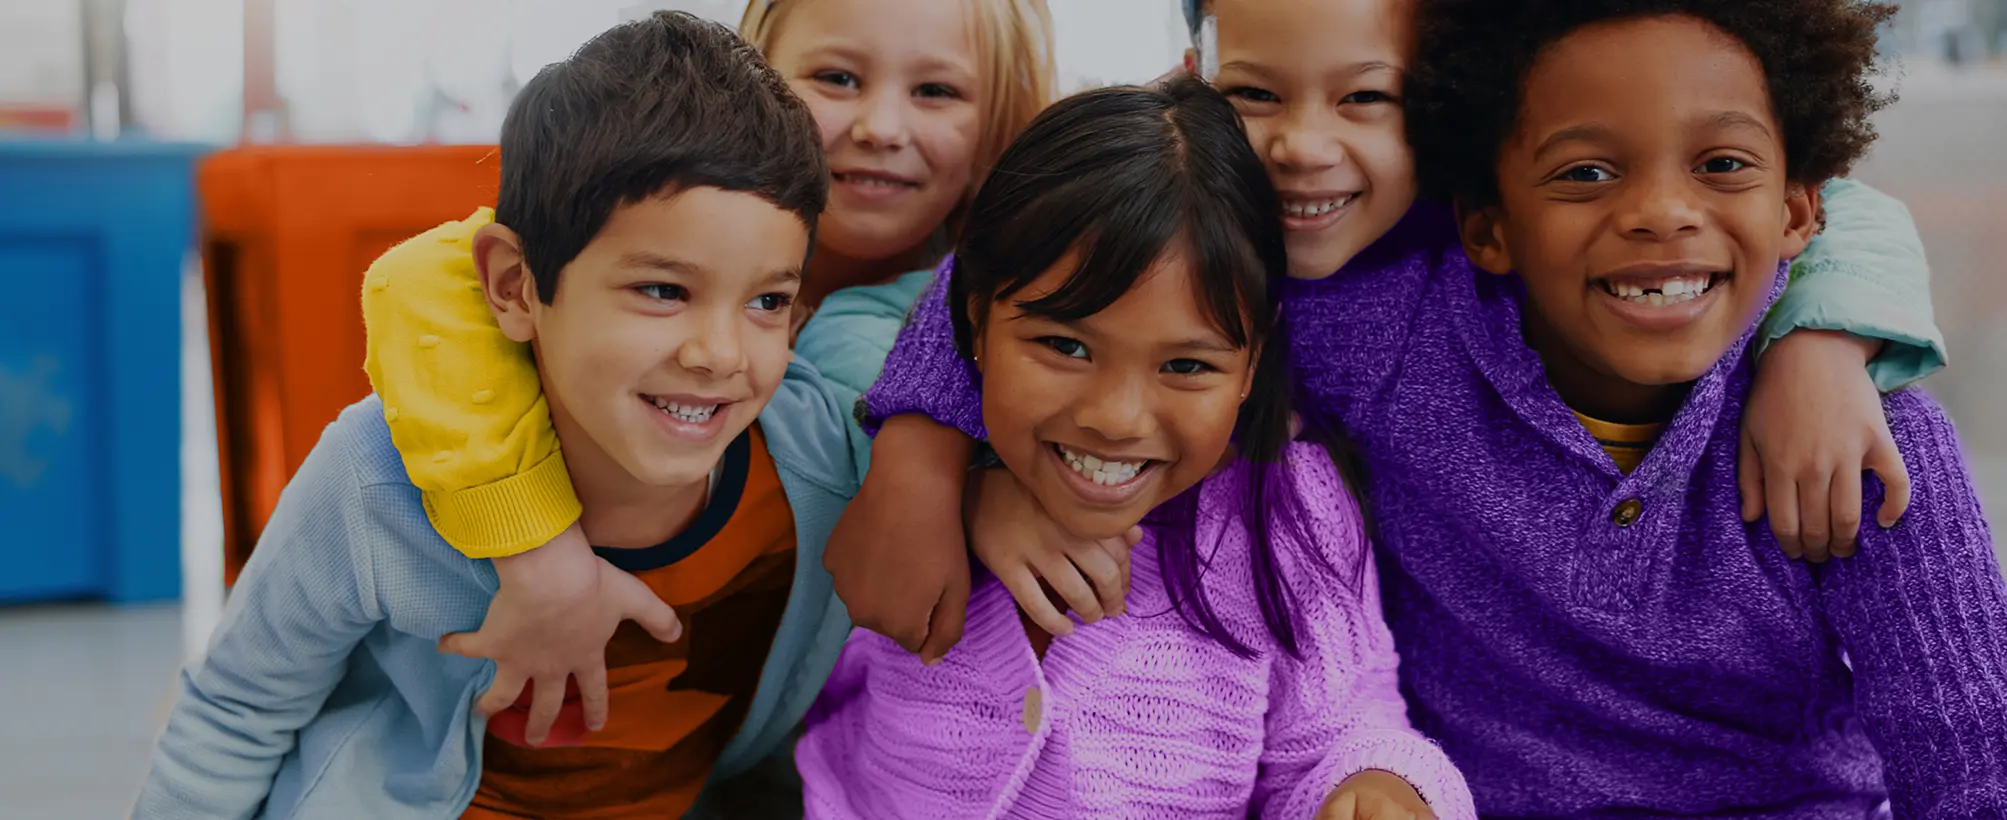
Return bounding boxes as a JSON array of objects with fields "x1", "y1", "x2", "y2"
[{"x1": 794, "y1": 77, "x2": 1474, "y2": 820}]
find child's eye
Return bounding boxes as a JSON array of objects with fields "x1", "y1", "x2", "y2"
[
  {"x1": 813, "y1": 70, "x2": 859, "y2": 90},
  {"x1": 1224, "y1": 87, "x2": 1281, "y2": 105},
  {"x1": 637, "y1": 284, "x2": 688, "y2": 302},
  {"x1": 1163, "y1": 359, "x2": 1216, "y2": 376},
  {"x1": 1558, "y1": 165, "x2": 1614, "y2": 183},
  {"x1": 1699, "y1": 156, "x2": 1748, "y2": 174},
  {"x1": 1037, "y1": 337, "x2": 1089, "y2": 359},
  {"x1": 915, "y1": 82, "x2": 962, "y2": 100},
  {"x1": 1340, "y1": 90, "x2": 1398, "y2": 105},
  {"x1": 747, "y1": 293, "x2": 794, "y2": 313}
]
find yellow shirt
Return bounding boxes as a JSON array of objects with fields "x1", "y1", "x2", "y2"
[
  {"x1": 1571, "y1": 410, "x2": 1663, "y2": 474},
  {"x1": 359, "y1": 208, "x2": 577, "y2": 557}
]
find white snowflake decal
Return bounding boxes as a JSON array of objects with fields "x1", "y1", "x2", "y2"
[{"x1": 0, "y1": 356, "x2": 72, "y2": 489}]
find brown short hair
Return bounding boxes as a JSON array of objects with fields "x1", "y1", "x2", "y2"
[{"x1": 496, "y1": 11, "x2": 828, "y2": 303}]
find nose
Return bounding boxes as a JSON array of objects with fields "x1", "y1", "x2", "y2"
[
  {"x1": 850, "y1": 85, "x2": 910, "y2": 150},
  {"x1": 1615, "y1": 167, "x2": 1704, "y2": 241},
  {"x1": 1267, "y1": 106, "x2": 1348, "y2": 176},
  {"x1": 1072, "y1": 370, "x2": 1158, "y2": 444},
  {"x1": 674, "y1": 303, "x2": 747, "y2": 379}
]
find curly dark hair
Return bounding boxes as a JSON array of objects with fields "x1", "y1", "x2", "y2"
[{"x1": 1405, "y1": 0, "x2": 1897, "y2": 206}]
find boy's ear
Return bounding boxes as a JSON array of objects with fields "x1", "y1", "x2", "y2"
[
  {"x1": 1780, "y1": 182, "x2": 1822, "y2": 260},
  {"x1": 473, "y1": 223, "x2": 538, "y2": 343},
  {"x1": 1455, "y1": 200, "x2": 1515, "y2": 276}
]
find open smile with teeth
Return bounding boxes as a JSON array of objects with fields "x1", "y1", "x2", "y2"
[
  {"x1": 834, "y1": 172, "x2": 918, "y2": 190},
  {"x1": 1055, "y1": 443, "x2": 1152, "y2": 487},
  {"x1": 1282, "y1": 194, "x2": 1357, "y2": 219},
  {"x1": 647, "y1": 395, "x2": 719, "y2": 424},
  {"x1": 1598, "y1": 272, "x2": 1726, "y2": 306}
]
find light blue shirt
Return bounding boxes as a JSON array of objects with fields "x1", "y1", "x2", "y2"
[{"x1": 135, "y1": 359, "x2": 866, "y2": 819}]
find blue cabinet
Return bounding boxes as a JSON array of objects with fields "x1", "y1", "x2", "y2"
[{"x1": 0, "y1": 140, "x2": 206, "y2": 604}]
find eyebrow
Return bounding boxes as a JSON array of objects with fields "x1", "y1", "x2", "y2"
[
  {"x1": 621, "y1": 252, "x2": 799, "y2": 286},
  {"x1": 797, "y1": 43, "x2": 975, "y2": 80},
  {"x1": 1214, "y1": 59, "x2": 1400, "y2": 81},
  {"x1": 1532, "y1": 122, "x2": 1617, "y2": 162},
  {"x1": 1017, "y1": 312, "x2": 1242, "y2": 354},
  {"x1": 619, "y1": 251, "x2": 701, "y2": 274},
  {"x1": 1703, "y1": 110, "x2": 1774, "y2": 138},
  {"x1": 1168, "y1": 335, "x2": 1242, "y2": 355},
  {"x1": 760, "y1": 267, "x2": 804, "y2": 287}
]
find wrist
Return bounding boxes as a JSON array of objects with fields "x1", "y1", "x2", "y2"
[
  {"x1": 1776, "y1": 327, "x2": 1883, "y2": 364},
  {"x1": 493, "y1": 523, "x2": 591, "y2": 583}
]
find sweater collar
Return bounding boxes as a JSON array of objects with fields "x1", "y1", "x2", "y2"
[{"x1": 1445, "y1": 253, "x2": 1788, "y2": 482}]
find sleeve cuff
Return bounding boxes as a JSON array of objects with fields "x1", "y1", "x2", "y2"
[
  {"x1": 421, "y1": 449, "x2": 582, "y2": 559},
  {"x1": 1760, "y1": 261, "x2": 1949, "y2": 393},
  {"x1": 1291, "y1": 729, "x2": 1476, "y2": 820}
]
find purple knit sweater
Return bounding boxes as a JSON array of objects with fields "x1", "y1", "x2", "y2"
[
  {"x1": 861, "y1": 205, "x2": 2007, "y2": 818},
  {"x1": 797, "y1": 445, "x2": 1475, "y2": 819}
]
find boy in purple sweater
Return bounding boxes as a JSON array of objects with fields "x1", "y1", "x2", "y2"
[{"x1": 853, "y1": 0, "x2": 2007, "y2": 815}]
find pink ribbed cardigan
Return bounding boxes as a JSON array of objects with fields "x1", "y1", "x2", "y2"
[{"x1": 795, "y1": 443, "x2": 1475, "y2": 819}]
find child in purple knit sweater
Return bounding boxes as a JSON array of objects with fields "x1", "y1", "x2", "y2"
[
  {"x1": 797, "y1": 78, "x2": 1475, "y2": 819},
  {"x1": 848, "y1": 0, "x2": 2007, "y2": 816}
]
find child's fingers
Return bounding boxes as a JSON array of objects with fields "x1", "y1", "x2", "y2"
[
  {"x1": 1071, "y1": 545, "x2": 1126, "y2": 621},
  {"x1": 1765, "y1": 473, "x2": 1803, "y2": 560},
  {"x1": 1316, "y1": 788, "x2": 1359, "y2": 820},
  {"x1": 1830, "y1": 467, "x2": 1864, "y2": 559},
  {"x1": 522, "y1": 673, "x2": 569, "y2": 746},
  {"x1": 1796, "y1": 471, "x2": 1834, "y2": 563},
  {"x1": 998, "y1": 564, "x2": 1074, "y2": 638},
  {"x1": 476, "y1": 666, "x2": 528, "y2": 718},
  {"x1": 918, "y1": 568, "x2": 970, "y2": 666},
  {"x1": 1869, "y1": 437, "x2": 1912, "y2": 529},
  {"x1": 576, "y1": 658, "x2": 610, "y2": 732},
  {"x1": 613, "y1": 572, "x2": 684, "y2": 644},
  {"x1": 436, "y1": 630, "x2": 489, "y2": 660},
  {"x1": 1036, "y1": 553, "x2": 1102, "y2": 624},
  {"x1": 1737, "y1": 429, "x2": 1766, "y2": 523}
]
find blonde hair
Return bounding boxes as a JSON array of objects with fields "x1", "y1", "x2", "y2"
[{"x1": 739, "y1": 0, "x2": 1057, "y2": 231}]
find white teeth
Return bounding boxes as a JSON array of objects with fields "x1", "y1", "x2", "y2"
[
  {"x1": 1604, "y1": 274, "x2": 1716, "y2": 306},
  {"x1": 842, "y1": 174, "x2": 906, "y2": 188},
  {"x1": 650, "y1": 397, "x2": 718, "y2": 424},
  {"x1": 1058, "y1": 445, "x2": 1144, "y2": 486},
  {"x1": 1282, "y1": 194, "x2": 1357, "y2": 219}
]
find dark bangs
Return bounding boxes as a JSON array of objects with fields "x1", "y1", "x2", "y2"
[{"x1": 948, "y1": 77, "x2": 1285, "y2": 374}]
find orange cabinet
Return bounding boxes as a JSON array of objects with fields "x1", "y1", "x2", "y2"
[{"x1": 200, "y1": 145, "x2": 499, "y2": 582}]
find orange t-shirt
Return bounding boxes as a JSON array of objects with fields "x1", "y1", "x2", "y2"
[{"x1": 462, "y1": 426, "x2": 797, "y2": 819}]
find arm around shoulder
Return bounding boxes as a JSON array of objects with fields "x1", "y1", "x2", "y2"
[
  {"x1": 359, "y1": 209, "x2": 580, "y2": 558},
  {"x1": 1762, "y1": 178, "x2": 1948, "y2": 392}
]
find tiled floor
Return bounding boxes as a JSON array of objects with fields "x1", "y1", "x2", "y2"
[
  {"x1": 0, "y1": 604, "x2": 186, "y2": 819},
  {"x1": 3, "y1": 57, "x2": 2004, "y2": 820}
]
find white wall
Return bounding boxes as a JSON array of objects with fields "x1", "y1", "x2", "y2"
[{"x1": 123, "y1": 0, "x2": 1190, "y2": 143}]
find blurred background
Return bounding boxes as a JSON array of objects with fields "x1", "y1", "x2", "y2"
[{"x1": 0, "y1": 0, "x2": 1999, "y2": 815}]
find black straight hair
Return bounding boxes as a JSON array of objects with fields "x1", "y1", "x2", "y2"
[
  {"x1": 949, "y1": 76, "x2": 1361, "y2": 658},
  {"x1": 494, "y1": 11, "x2": 828, "y2": 303}
]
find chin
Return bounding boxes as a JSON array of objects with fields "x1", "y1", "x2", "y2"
[
  {"x1": 820, "y1": 219, "x2": 935, "y2": 262},
  {"x1": 1610, "y1": 355, "x2": 1719, "y2": 388},
  {"x1": 1285, "y1": 235, "x2": 1368, "y2": 280},
  {"x1": 622, "y1": 448, "x2": 722, "y2": 490}
]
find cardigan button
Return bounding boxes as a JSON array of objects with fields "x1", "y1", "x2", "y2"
[
  {"x1": 1021, "y1": 687, "x2": 1043, "y2": 734},
  {"x1": 1612, "y1": 498, "x2": 1643, "y2": 528}
]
